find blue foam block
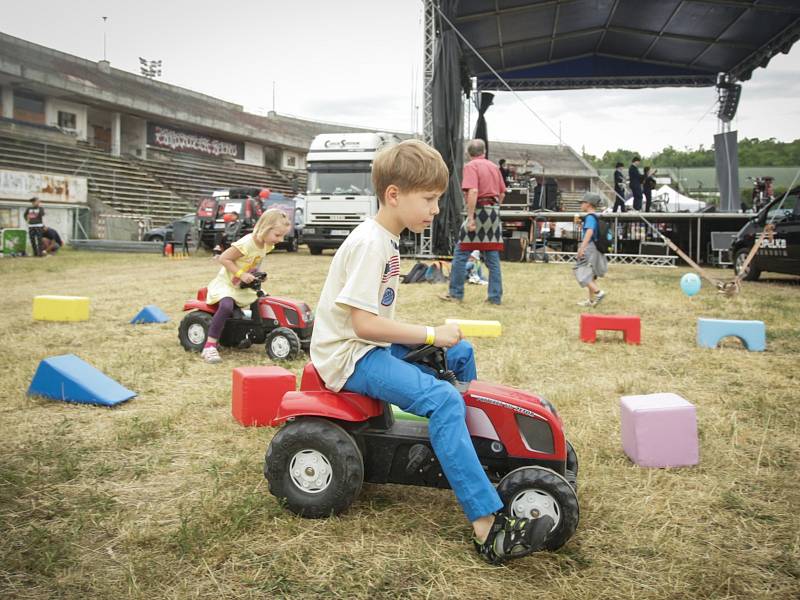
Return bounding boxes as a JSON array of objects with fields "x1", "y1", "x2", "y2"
[
  {"x1": 28, "y1": 354, "x2": 136, "y2": 406},
  {"x1": 697, "y1": 318, "x2": 766, "y2": 352},
  {"x1": 130, "y1": 305, "x2": 170, "y2": 324}
]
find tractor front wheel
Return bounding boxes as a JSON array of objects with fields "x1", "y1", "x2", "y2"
[
  {"x1": 265, "y1": 418, "x2": 364, "y2": 518},
  {"x1": 566, "y1": 440, "x2": 579, "y2": 491},
  {"x1": 497, "y1": 466, "x2": 579, "y2": 552},
  {"x1": 265, "y1": 327, "x2": 302, "y2": 361}
]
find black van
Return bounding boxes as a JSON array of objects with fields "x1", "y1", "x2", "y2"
[{"x1": 732, "y1": 187, "x2": 800, "y2": 281}]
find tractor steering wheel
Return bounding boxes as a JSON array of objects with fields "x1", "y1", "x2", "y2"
[
  {"x1": 402, "y1": 344, "x2": 457, "y2": 385},
  {"x1": 402, "y1": 344, "x2": 441, "y2": 364}
]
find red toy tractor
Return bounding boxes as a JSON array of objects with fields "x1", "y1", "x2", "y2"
[
  {"x1": 261, "y1": 346, "x2": 580, "y2": 551},
  {"x1": 179, "y1": 272, "x2": 313, "y2": 361}
]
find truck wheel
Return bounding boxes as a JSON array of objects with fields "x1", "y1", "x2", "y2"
[
  {"x1": 265, "y1": 417, "x2": 364, "y2": 518},
  {"x1": 265, "y1": 327, "x2": 302, "y2": 361},
  {"x1": 309, "y1": 245, "x2": 323, "y2": 256},
  {"x1": 178, "y1": 311, "x2": 211, "y2": 352},
  {"x1": 734, "y1": 248, "x2": 760, "y2": 281},
  {"x1": 566, "y1": 440, "x2": 578, "y2": 491},
  {"x1": 497, "y1": 466, "x2": 579, "y2": 552},
  {"x1": 287, "y1": 236, "x2": 299, "y2": 252}
]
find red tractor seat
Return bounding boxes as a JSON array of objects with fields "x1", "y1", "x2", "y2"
[{"x1": 299, "y1": 363, "x2": 384, "y2": 420}]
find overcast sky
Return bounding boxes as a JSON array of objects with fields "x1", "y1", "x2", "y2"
[{"x1": 2, "y1": 0, "x2": 799, "y2": 156}]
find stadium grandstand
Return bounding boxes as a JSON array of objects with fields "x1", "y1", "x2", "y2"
[{"x1": 0, "y1": 31, "x2": 597, "y2": 241}]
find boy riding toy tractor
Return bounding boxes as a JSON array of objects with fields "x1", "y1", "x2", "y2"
[
  {"x1": 179, "y1": 272, "x2": 314, "y2": 361},
  {"x1": 255, "y1": 343, "x2": 580, "y2": 552}
]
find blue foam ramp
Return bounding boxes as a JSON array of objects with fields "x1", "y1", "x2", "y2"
[
  {"x1": 697, "y1": 318, "x2": 766, "y2": 352},
  {"x1": 131, "y1": 305, "x2": 170, "y2": 324},
  {"x1": 28, "y1": 354, "x2": 136, "y2": 406}
]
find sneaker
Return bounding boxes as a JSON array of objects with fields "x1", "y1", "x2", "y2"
[
  {"x1": 439, "y1": 294, "x2": 463, "y2": 303},
  {"x1": 201, "y1": 345, "x2": 222, "y2": 364},
  {"x1": 594, "y1": 290, "x2": 606, "y2": 305},
  {"x1": 474, "y1": 514, "x2": 554, "y2": 565},
  {"x1": 577, "y1": 298, "x2": 595, "y2": 307}
]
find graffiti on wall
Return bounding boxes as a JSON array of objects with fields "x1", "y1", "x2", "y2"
[
  {"x1": 0, "y1": 170, "x2": 88, "y2": 204},
  {"x1": 147, "y1": 123, "x2": 244, "y2": 159}
]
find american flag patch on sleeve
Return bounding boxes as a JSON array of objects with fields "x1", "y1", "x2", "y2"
[{"x1": 382, "y1": 255, "x2": 400, "y2": 283}]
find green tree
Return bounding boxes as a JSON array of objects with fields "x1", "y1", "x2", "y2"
[{"x1": 586, "y1": 138, "x2": 800, "y2": 169}]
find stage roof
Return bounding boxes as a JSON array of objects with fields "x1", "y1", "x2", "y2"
[{"x1": 452, "y1": 0, "x2": 800, "y2": 90}]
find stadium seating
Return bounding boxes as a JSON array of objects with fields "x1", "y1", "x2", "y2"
[
  {"x1": 0, "y1": 135, "x2": 190, "y2": 224},
  {"x1": 0, "y1": 132, "x2": 306, "y2": 226},
  {"x1": 135, "y1": 149, "x2": 303, "y2": 204}
]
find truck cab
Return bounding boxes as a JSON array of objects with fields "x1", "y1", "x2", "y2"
[
  {"x1": 732, "y1": 187, "x2": 800, "y2": 281},
  {"x1": 302, "y1": 132, "x2": 401, "y2": 255}
]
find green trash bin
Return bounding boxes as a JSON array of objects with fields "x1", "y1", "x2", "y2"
[{"x1": 1, "y1": 228, "x2": 27, "y2": 257}]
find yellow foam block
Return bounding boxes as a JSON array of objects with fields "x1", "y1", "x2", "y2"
[
  {"x1": 445, "y1": 319, "x2": 501, "y2": 337},
  {"x1": 33, "y1": 295, "x2": 90, "y2": 322}
]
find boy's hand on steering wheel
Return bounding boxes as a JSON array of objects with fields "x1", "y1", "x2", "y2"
[
  {"x1": 433, "y1": 323, "x2": 462, "y2": 348},
  {"x1": 240, "y1": 272, "x2": 255, "y2": 284}
]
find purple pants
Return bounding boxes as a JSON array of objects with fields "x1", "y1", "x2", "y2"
[{"x1": 208, "y1": 297, "x2": 235, "y2": 340}]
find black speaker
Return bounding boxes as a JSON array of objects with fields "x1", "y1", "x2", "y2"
[
  {"x1": 542, "y1": 178, "x2": 559, "y2": 211},
  {"x1": 716, "y1": 75, "x2": 741, "y2": 123}
]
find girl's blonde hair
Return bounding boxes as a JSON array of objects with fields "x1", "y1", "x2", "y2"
[{"x1": 253, "y1": 208, "x2": 291, "y2": 240}]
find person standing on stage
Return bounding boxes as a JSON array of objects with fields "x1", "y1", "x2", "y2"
[
  {"x1": 498, "y1": 158, "x2": 510, "y2": 183},
  {"x1": 613, "y1": 162, "x2": 626, "y2": 213},
  {"x1": 442, "y1": 139, "x2": 505, "y2": 305},
  {"x1": 629, "y1": 157, "x2": 643, "y2": 211},
  {"x1": 643, "y1": 166, "x2": 657, "y2": 212}
]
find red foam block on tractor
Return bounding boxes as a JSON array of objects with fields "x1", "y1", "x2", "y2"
[
  {"x1": 232, "y1": 366, "x2": 296, "y2": 426},
  {"x1": 580, "y1": 314, "x2": 641, "y2": 345}
]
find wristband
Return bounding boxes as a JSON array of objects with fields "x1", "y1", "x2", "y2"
[
  {"x1": 425, "y1": 326, "x2": 436, "y2": 345},
  {"x1": 235, "y1": 268, "x2": 245, "y2": 278}
]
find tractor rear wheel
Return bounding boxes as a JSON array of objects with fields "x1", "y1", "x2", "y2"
[
  {"x1": 265, "y1": 417, "x2": 364, "y2": 518},
  {"x1": 178, "y1": 311, "x2": 211, "y2": 352}
]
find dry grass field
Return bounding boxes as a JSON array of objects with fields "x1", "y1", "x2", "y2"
[{"x1": 1, "y1": 248, "x2": 798, "y2": 600}]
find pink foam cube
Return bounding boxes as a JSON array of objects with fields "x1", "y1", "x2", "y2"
[{"x1": 620, "y1": 393, "x2": 699, "y2": 468}]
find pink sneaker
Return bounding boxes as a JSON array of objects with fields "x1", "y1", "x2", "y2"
[{"x1": 201, "y1": 345, "x2": 222, "y2": 364}]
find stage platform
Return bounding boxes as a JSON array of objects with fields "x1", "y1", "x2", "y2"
[{"x1": 500, "y1": 210, "x2": 751, "y2": 266}]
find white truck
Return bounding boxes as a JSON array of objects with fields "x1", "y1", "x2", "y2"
[{"x1": 302, "y1": 132, "x2": 401, "y2": 254}]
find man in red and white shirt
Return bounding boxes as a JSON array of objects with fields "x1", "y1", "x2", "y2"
[{"x1": 443, "y1": 139, "x2": 506, "y2": 304}]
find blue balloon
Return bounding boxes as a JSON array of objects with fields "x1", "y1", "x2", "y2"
[{"x1": 680, "y1": 273, "x2": 702, "y2": 297}]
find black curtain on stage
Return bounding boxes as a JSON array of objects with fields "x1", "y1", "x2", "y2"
[
  {"x1": 432, "y1": 0, "x2": 470, "y2": 255},
  {"x1": 473, "y1": 92, "x2": 494, "y2": 158}
]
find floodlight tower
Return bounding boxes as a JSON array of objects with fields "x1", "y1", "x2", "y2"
[{"x1": 139, "y1": 58, "x2": 163, "y2": 79}]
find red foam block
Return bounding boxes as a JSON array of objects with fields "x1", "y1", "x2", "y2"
[
  {"x1": 232, "y1": 366, "x2": 296, "y2": 426},
  {"x1": 580, "y1": 314, "x2": 641, "y2": 345}
]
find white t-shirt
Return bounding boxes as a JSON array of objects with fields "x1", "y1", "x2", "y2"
[{"x1": 310, "y1": 219, "x2": 401, "y2": 391}]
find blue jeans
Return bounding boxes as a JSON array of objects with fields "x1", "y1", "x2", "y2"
[
  {"x1": 449, "y1": 244, "x2": 502, "y2": 303},
  {"x1": 343, "y1": 341, "x2": 503, "y2": 522}
]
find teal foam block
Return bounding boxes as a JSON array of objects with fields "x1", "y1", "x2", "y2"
[
  {"x1": 28, "y1": 354, "x2": 136, "y2": 406},
  {"x1": 130, "y1": 305, "x2": 170, "y2": 324}
]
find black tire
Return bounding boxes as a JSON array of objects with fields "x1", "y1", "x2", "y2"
[
  {"x1": 178, "y1": 311, "x2": 211, "y2": 352},
  {"x1": 566, "y1": 440, "x2": 579, "y2": 491},
  {"x1": 265, "y1": 327, "x2": 302, "y2": 361},
  {"x1": 734, "y1": 247, "x2": 761, "y2": 281},
  {"x1": 287, "y1": 236, "x2": 299, "y2": 252},
  {"x1": 497, "y1": 466, "x2": 579, "y2": 552},
  {"x1": 149, "y1": 234, "x2": 164, "y2": 244},
  {"x1": 265, "y1": 417, "x2": 364, "y2": 518},
  {"x1": 309, "y1": 245, "x2": 323, "y2": 256}
]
